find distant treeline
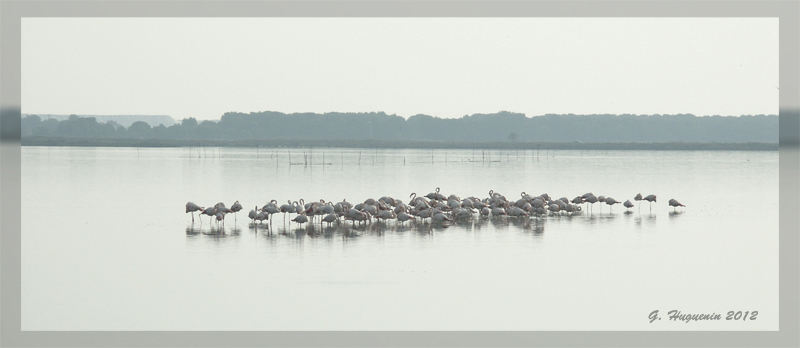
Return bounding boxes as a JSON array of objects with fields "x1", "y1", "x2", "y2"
[
  {"x1": 21, "y1": 111, "x2": 778, "y2": 146},
  {"x1": 20, "y1": 136, "x2": 778, "y2": 151}
]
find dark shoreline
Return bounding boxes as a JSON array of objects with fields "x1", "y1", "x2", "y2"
[{"x1": 20, "y1": 137, "x2": 779, "y2": 151}]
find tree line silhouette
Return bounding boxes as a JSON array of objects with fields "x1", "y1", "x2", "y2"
[{"x1": 21, "y1": 111, "x2": 778, "y2": 144}]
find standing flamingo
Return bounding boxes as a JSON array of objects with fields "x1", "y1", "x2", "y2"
[
  {"x1": 230, "y1": 200, "x2": 242, "y2": 223},
  {"x1": 279, "y1": 200, "x2": 294, "y2": 222},
  {"x1": 604, "y1": 197, "x2": 620, "y2": 213},
  {"x1": 623, "y1": 200, "x2": 634, "y2": 212},
  {"x1": 643, "y1": 194, "x2": 657, "y2": 211},
  {"x1": 634, "y1": 193, "x2": 643, "y2": 211},
  {"x1": 186, "y1": 202, "x2": 203, "y2": 223},
  {"x1": 200, "y1": 206, "x2": 217, "y2": 224},
  {"x1": 248, "y1": 206, "x2": 257, "y2": 224},
  {"x1": 584, "y1": 195, "x2": 598, "y2": 213},
  {"x1": 668, "y1": 199, "x2": 685, "y2": 211},
  {"x1": 292, "y1": 201, "x2": 309, "y2": 227}
]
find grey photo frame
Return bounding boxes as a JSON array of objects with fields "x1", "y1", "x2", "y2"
[{"x1": 1, "y1": 1, "x2": 798, "y2": 347}]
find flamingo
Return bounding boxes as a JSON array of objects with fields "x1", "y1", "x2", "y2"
[
  {"x1": 201, "y1": 207, "x2": 217, "y2": 224},
  {"x1": 634, "y1": 193, "x2": 643, "y2": 211},
  {"x1": 214, "y1": 202, "x2": 233, "y2": 214},
  {"x1": 262, "y1": 203, "x2": 280, "y2": 224},
  {"x1": 215, "y1": 211, "x2": 225, "y2": 230},
  {"x1": 363, "y1": 204, "x2": 379, "y2": 216},
  {"x1": 255, "y1": 211, "x2": 268, "y2": 225},
  {"x1": 318, "y1": 201, "x2": 335, "y2": 215},
  {"x1": 291, "y1": 201, "x2": 308, "y2": 227},
  {"x1": 416, "y1": 208, "x2": 434, "y2": 221},
  {"x1": 668, "y1": 199, "x2": 685, "y2": 211},
  {"x1": 410, "y1": 192, "x2": 431, "y2": 209},
  {"x1": 597, "y1": 195, "x2": 606, "y2": 212},
  {"x1": 605, "y1": 197, "x2": 620, "y2": 213},
  {"x1": 230, "y1": 200, "x2": 242, "y2": 223},
  {"x1": 584, "y1": 195, "x2": 598, "y2": 213},
  {"x1": 623, "y1": 200, "x2": 634, "y2": 211},
  {"x1": 292, "y1": 213, "x2": 309, "y2": 227},
  {"x1": 397, "y1": 212, "x2": 416, "y2": 225},
  {"x1": 322, "y1": 213, "x2": 339, "y2": 227},
  {"x1": 394, "y1": 202, "x2": 408, "y2": 214},
  {"x1": 279, "y1": 200, "x2": 294, "y2": 222},
  {"x1": 491, "y1": 207, "x2": 508, "y2": 217},
  {"x1": 248, "y1": 206, "x2": 257, "y2": 223},
  {"x1": 643, "y1": 194, "x2": 657, "y2": 211},
  {"x1": 186, "y1": 202, "x2": 203, "y2": 223},
  {"x1": 432, "y1": 212, "x2": 453, "y2": 224},
  {"x1": 377, "y1": 210, "x2": 397, "y2": 222},
  {"x1": 447, "y1": 198, "x2": 461, "y2": 210},
  {"x1": 508, "y1": 206, "x2": 529, "y2": 218}
]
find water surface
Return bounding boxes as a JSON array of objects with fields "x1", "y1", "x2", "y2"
[{"x1": 22, "y1": 146, "x2": 779, "y2": 330}]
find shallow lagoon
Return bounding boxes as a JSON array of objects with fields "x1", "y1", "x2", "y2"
[{"x1": 22, "y1": 146, "x2": 778, "y2": 330}]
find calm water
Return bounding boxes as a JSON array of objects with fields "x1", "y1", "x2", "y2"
[{"x1": 22, "y1": 146, "x2": 778, "y2": 330}]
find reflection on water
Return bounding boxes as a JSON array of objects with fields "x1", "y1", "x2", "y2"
[
  {"x1": 182, "y1": 210, "x2": 656, "y2": 241},
  {"x1": 669, "y1": 211, "x2": 685, "y2": 218},
  {"x1": 634, "y1": 213, "x2": 658, "y2": 228}
]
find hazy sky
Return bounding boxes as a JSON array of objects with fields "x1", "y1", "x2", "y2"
[{"x1": 22, "y1": 18, "x2": 778, "y2": 121}]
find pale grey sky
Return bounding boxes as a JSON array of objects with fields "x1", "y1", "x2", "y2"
[{"x1": 22, "y1": 18, "x2": 778, "y2": 121}]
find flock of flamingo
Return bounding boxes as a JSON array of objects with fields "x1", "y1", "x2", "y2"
[{"x1": 185, "y1": 188, "x2": 686, "y2": 231}]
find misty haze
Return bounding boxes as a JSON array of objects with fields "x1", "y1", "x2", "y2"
[
  {"x1": 20, "y1": 17, "x2": 780, "y2": 332},
  {"x1": 20, "y1": 111, "x2": 778, "y2": 149}
]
